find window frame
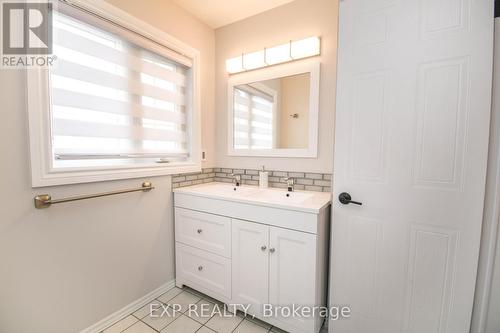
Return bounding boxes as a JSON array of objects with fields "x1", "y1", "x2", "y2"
[{"x1": 26, "y1": 0, "x2": 201, "y2": 187}]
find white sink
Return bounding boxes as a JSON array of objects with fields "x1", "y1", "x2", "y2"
[
  {"x1": 204, "y1": 183, "x2": 259, "y2": 195},
  {"x1": 174, "y1": 182, "x2": 331, "y2": 213},
  {"x1": 247, "y1": 188, "x2": 315, "y2": 204},
  {"x1": 196, "y1": 183, "x2": 259, "y2": 197}
]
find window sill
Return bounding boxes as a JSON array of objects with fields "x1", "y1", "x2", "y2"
[{"x1": 31, "y1": 163, "x2": 201, "y2": 188}]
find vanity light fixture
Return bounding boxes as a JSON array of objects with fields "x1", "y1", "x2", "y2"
[{"x1": 225, "y1": 36, "x2": 321, "y2": 74}]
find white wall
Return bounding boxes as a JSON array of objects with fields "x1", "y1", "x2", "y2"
[
  {"x1": 214, "y1": 0, "x2": 338, "y2": 173},
  {"x1": 0, "y1": 1, "x2": 214, "y2": 332}
]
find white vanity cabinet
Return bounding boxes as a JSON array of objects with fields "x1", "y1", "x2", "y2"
[{"x1": 174, "y1": 183, "x2": 331, "y2": 333}]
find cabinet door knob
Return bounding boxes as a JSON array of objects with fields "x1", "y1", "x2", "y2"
[
  {"x1": 269, "y1": 248, "x2": 275, "y2": 253},
  {"x1": 261, "y1": 245, "x2": 267, "y2": 251},
  {"x1": 198, "y1": 266, "x2": 203, "y2": 271},
  {"x1": 197, "y1": 229, "x2": 203, "y2": 234}
]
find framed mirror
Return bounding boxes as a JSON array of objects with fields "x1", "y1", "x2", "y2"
[{"x1": 227, "y1": 61, "x2": 320, "y2": 157}]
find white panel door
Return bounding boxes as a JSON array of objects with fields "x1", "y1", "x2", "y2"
[
  {"x1": 269, "y1": 226, "x2": 317, "y2": 331},
  {"x1": 232, "y1": 219, "x2": 269, "y2": 317},
  {"x1": 330, "y1": 1, "x2": 493, "y2": 333}
]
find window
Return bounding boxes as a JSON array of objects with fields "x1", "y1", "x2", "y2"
[
  {"x1": 51, "y1": 12, "x2": 189, "y2": 167},
  {"x1": 233, "y1": 85, "x2": 275, "y2": 149},
  {"x1": 27, "y1": 1, "x2": 201, "y2": 186}
]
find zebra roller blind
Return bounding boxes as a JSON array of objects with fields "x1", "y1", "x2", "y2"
[{"x1": 50, "y1": 9, "x2": 192, "y2": 167}]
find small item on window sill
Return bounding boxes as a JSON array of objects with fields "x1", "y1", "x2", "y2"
[
  {"x1": 290, "y1": 113, "x2": 299, "y2": 118},
  {"x1": 156, "y1": 158, "x2": 171, "y2": 163}
]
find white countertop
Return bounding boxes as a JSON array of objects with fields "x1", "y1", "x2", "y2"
[{"x1": 173, "y1": 182, "x2": 331, "y2": 213}]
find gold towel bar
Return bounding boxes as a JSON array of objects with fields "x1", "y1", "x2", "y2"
[{"x1": 34, "y1": 181, "x2": 154, "y2": 209}]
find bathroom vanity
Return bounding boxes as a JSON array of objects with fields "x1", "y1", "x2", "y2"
[{"x1": 173, "y1": 182, "x2": 331, "y2": 333}]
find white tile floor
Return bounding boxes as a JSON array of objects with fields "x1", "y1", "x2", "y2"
[{"x1": 101, "y1": 287, "x2": 328, "y2": 333}]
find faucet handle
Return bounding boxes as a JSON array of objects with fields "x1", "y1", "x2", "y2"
[
  {"x1": 230, "y1": 173, "x2": 241, "y2": 186},
  {"x1": 283, "y1": 177, "x2": 295, "y2": 192}
]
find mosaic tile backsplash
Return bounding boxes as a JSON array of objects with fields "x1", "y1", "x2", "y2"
[{"x1": 172, "y1": 168, "x2": 332, "y2": 192}]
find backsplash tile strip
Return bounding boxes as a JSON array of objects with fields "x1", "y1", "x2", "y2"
[
  {"x1": 171, "y1": 168, "x2": 215, "y2": 189},
  {"x1": 172, "y1": 168, "x2": 332, "y2": 192}
]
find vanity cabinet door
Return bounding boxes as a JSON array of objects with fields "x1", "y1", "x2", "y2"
[
  {"x1": 269, "y1": 226, "x2": 317, "y2": 330},
  {"x1": 232, "y1": 219, "x2": 269, "y2": 317}
]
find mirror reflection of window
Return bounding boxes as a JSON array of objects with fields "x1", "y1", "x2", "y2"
[
  {"x1": 232, "y1": 72, "x2": 310, "y2": 150},
  {"x1": 233, "y1": 85, "x2": 275, "y2": 149}
]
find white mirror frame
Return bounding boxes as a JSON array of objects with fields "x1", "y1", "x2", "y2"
[{"x1": 227, "y1": 60, "x2": 320, "y2": 158}]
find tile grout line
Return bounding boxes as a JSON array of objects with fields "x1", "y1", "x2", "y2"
[
  {"x1": 121, "y1": 287, "x2": 287, "y2": 333},
  {"x1": 139, "y1": 289, "x2": 218, "y2": 333},
  {"x1": 132, "y1": 288, "x2": 183, "y2": 332},
  {"x1": 229, "y1": 313, "x2": 244, "y2": 333},
  {"x1": 109, "y1": 316, "x2": 139, "y2": 333},
  {"x1": 139, "y1": 317, "x2": 161, "y2": 333}
]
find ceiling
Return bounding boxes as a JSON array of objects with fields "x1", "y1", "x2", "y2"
[{"x1": 171, "y1": 0, "x2": 297, "y2": 29}]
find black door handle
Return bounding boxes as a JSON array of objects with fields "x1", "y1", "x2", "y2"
[{"x1": 339, "y1": 192, "x2": 362, "y2": 205}]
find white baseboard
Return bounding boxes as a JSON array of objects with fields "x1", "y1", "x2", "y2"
[{"x1": 80, "y1": 279, "x2": 176, "y2": 333}]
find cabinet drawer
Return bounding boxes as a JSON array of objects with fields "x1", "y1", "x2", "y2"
[
  {"x1": 175, "y1": 243, "x2": 231, "y2": 300},
  {"x1": 175, "y1": 208, "x2": 231, "y2": 257}
]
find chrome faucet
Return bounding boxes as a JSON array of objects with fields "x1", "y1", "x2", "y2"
[
  {"x1": 230, "y1": 173, "x2": 241, "y2": 186},
  {"x1": 284, "y1": 177, "x2": 294, "y2": 192}
]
